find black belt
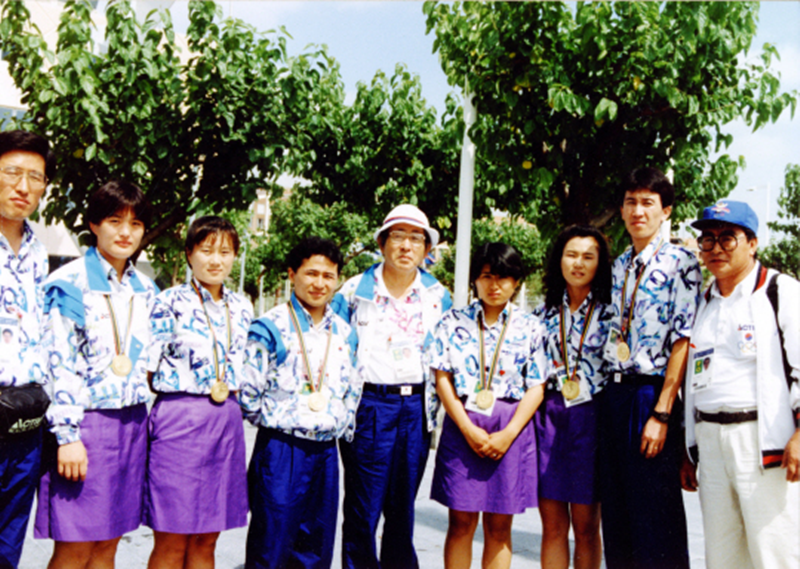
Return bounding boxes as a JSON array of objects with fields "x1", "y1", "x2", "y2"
[
  {"x1": 362, "y1": 382, "x2": 424, "y2": 396},
  {"x1": 696, "y1": 410, "x2": 758, "y2": 424},
  {"x1": 611, "y1": 372, "x2": 664, "y2": 386}
]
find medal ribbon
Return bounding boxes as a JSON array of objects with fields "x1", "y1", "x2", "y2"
[
  {"x1": 619, "y1": 240, "x2": 664, "y2": 342},
  {"x1": 287, "y1": 301, "x2": 333, "y2": 394},
  {"x1": 558, "y1": 299, "x2": 596, "y2": 383},
  {"x1": 104, "y1": 295, "x2": 134, "y2": 358},
  {"x1": 477, "y1": 305, "x2": 512, "y2": 393},
  {"x1": 191, "y1": 280, "x2": 231, "y2": 383}
]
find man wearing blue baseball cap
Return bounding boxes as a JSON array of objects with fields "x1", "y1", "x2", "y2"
[{"x1": 681, "y1": 200, "x2": 800, "y2": 569}]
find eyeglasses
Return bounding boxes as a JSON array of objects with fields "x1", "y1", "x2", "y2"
[
  {"x1": 387, "y1": 230, "x2": 426, "y2": 246},
  {"x1": 0, "y1": 166, "x2": 48, "y2": 190},
  {"x1": 698, "y1": 231, "x2": 743, "y2": 252}
]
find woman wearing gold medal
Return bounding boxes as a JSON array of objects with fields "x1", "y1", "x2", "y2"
[
  {"x1": 427, "y1": 243, "x2": 547, "y2": 569},
  {"x1": 36, "y1": 182, "x2": 159, "y2": 567},
  {"x1": 145, "y1": 217, "x2": 253, "y2": 568},
  {"x1": 534, "y1": 226, "x2": 613, "y2": 569}
]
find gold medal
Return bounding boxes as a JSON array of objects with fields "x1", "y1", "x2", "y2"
[
  {"x1": 110, "y1": 354, "x2": 132, "y2": 377},
  {"x1": 617, "y1": 341, "x2": 631, "y2": 362},
  {"x1": 476, "y1": 389, "x2": 495, "y2": 410},
  {"x1": 210, "y1": 381, "x2": 229, "y2": 403},
  {"x1": 307, "y1": 391, "x2": 327, "y2": 412},
  {"x1": 562, "y1": 380, "x2": 580, "y2": 401}
]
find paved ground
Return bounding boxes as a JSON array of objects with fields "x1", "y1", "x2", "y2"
[{"x1": 19, "y1": 423, "x2": 707, "y2": 568}]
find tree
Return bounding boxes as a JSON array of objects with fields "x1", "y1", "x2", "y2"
[
  {"x1": 761, "y1": 164, "x2": 800, "y2": 278},
  {"x1": 424, "y1": 2, "x2": 797, "y2": 251},
  {"x1": 0, "y1": 0, "x2": 339, "y2": 269},
  {"x1": 430, "y1": 216, "x2": 548, "y2": 304},
  {"x1": 249, "y1": 191, "x2": 376, "y2": 298},
  {"x1": 292, "y1": 64, "x2": 465, "y2": 241}
]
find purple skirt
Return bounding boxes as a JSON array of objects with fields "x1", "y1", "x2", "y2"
[
  {"x1": 430, "y1": 398, "x2": 538, "y2": 515},
  {"x1": 535, "y1": 390, "x2": 599, "y2": 505},
  {"x1": 144, "y1": 393, "x2": 248, "y2": 534},
  {"x1": 35, "y1": 404, "x2": 147, "y2": 541}
]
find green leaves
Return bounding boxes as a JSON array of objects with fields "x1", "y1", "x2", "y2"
[
  {"x1": 593, "y1": 97, "x2": 618, "y2": 123},
  {"x1": 425, "y1": 1, "x2": 797, "y2": 251}
]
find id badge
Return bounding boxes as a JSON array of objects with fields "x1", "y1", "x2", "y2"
[
  {"x1": 564, "y1": 371, "x2": 592, "y2": 408},
  {"x1": 391, "y1": 338, "x2": 421, "y2": 380},
  {"x1": 691, "y1": 348, "x2": 714, "y2": 391},
  {"x1": 0, "y1": 315, "x2": 21, "y2": 364},
  {"x1": 603, "y1": 322, "x2": 622, "y2": 364},
  {"x1": 465, "y1": 383, "x2": 497, "y2": 417}
]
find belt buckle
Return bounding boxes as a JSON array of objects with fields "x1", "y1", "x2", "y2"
[{"x1": 400, "y1": 385, "x2": 412, "y2": 396}]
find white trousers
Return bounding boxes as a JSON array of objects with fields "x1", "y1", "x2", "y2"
[{"x1": 696, "y1": 419, "x2": 800, "y2": 569}]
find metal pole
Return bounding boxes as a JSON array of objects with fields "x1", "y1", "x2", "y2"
[
  {"x1": 238, "y1": 230, "x2": 248, "y2": 294},
  {"x1": 453, "y1": 87, "x2": 477, "y2": 309}
]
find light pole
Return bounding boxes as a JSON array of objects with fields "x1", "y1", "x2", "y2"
[{"x1": 746, "y1": 184, "x2": 771, "y2": 244}]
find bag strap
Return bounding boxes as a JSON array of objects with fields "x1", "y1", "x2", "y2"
[{"x1": 765, "y1": 273, "x2": 792, "y2": 390}]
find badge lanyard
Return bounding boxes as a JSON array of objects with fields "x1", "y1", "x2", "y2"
[
  {"x1": 619, "y1": 240, "x2": 664, "y2": 343},
  {"x1": 191, "y1": 281, "x2": 231, "y2": 385},
  {"x1": 477, "y1": 305, "x2": 512, "y2": 396},
  {"x1": 287, "y1": 301, "x2": 333, "y2": 397},
  {"x1": 558, "y1": 299, "x2": 596, "y2": 383},
  {"x1": 105, "y1": 295, "x2": 134, "y2": 375}
]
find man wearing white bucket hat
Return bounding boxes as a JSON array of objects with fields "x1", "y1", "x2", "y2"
[{"x1": 338, "y1": 204, "x2": 451, "y2": 569}]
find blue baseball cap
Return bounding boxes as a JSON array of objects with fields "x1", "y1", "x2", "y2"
[{"x1": 691, "y1": 200, "x2": 758, "y2": 235}]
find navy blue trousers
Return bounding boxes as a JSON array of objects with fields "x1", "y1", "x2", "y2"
[
  {"x1": 0, "y1": 428, "x2": 42, "y2": 569},
  {"x1": 245, "y1": 428, "x2": 338, "y2": 569},
  {"x1": 339, "y1": 390, "x2": 430, "y2": 569},
  {"x1": 598, "y1": 382, "x2": 689, "y2": 569}
]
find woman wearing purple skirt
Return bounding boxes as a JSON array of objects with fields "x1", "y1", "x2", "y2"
[
  {"x1": 36, "y1": 181, "x2": 159, "y2": 567},
  {"x1": 427, "y1": 242, "x2": 547, "y2": 569},
  {"x1": 145, "y1": 217, "x2": 253, "y2": 568},
  {"x1": 534, "y1": 225, "x2": 612, "y2": 569}
]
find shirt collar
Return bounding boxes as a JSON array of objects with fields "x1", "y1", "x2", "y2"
[
  {"x1": 375, "y1": 262, "x2": 422, "y2": 298},
  {"x1": 190, "y1": 276, "x2": 229, "y2": 305},
  {"x1": 474, "y1": 299, "x2": 513, "y2": 327},
  {"x1": 289, "y1": 291, "x2": 334, "y2": 333},
  {"x1": 0, "y1": 220, "x2": 37, "y2": 257},
  {"x1": 710, "y1": 261, "x2": 760, "y2": 301},
  {"x1": 629, "y1": 237, "x2": 664, "y2": 270},
  {"x1": 85, "y1": 247, "x2": 146, "y2": 292},
  {"x1": 561, "y1": 289, "x2": 594, "y2": 313}
]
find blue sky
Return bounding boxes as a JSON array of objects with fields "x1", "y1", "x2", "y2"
[{"x1": 168, "y1": 1, "x2": 799, "y2": 244}]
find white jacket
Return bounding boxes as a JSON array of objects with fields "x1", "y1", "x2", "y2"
[{"x1": 685, "y1": 264, "x2": 800, "y2": 469}]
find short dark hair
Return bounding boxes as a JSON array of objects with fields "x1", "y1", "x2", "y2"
[
  {"x1": 469, "y1": 242, "x2": 526, "y2": 295},
  {"x1": 0, "y1": 129, "x2": 56, "y2": 181},
  {"x1": 543, "y1": 225, "x2": 612, "y2": 308},
  {"x1": 285, "y1": 237, "x2": 344, "y2": 274},
  {"x1": 86, "y1": 181, "x2": 151, "y2": 247},
  {"x1": 621, "y1": 167, "x2": 674, "y2": 208},
  {"x1": 185, "y1": 216, "x2": 240, "y2": 257}
]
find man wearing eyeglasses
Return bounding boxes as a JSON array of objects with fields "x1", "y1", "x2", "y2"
[
  {"x1": 337, "y1": 204, "x2": 451, "y2": 569},
  {"x1": 681, "y1": 200, "x2": 799, "y2": 569},
  {"x1": 0, "y1": 130, "x2": 54, "y2": 569}
]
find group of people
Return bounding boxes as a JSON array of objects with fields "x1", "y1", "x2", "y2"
[{"x1": 0, "y1": 128, "x2": 797, "y2": 569}]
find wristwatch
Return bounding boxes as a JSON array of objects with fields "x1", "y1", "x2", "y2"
[{"x1": 650, "y1": 409, "x2": 670, "y2": 424}]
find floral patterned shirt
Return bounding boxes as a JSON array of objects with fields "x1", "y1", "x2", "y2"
[
  {"x1": 147, "y1": 279, "x2": 253, "y2": 394},
  {"x1": 239, "y1": 293, "x2": 359, "y2": 442},
  {"x1": 605, "y1": 239, "x2": 702, "y2": 376},
  {"x1": 0, "y1": 221, "x2": 48, "y2": 388},
  {"x1": 43, "y1": 248, "x2": 158, "y2": 445},
  {"x1": 426, "y1": 301, "x2": 547, "y2": 414},
  {"x1": 535, "y1": 291, "x2": 612, "y2": 395}
]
